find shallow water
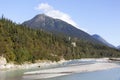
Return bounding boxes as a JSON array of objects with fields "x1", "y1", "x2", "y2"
[
  {"x1": 0, "y1": 60, "x2": 120, "y2": 80},
  {"x1": 44, "y1": 68, "x2": 120, "y2": 80}
]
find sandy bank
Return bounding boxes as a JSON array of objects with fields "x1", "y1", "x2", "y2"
[{"x1": 0, "y1": 59, "x2": 67, "y2": 71}]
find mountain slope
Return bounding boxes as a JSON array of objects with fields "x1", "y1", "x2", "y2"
[
  {"x1": 23, "y1": 14, "x2": 104, "y2": 45},
  {"x1": 92, "y1": 34, "x2": 115, "y2": 48}
]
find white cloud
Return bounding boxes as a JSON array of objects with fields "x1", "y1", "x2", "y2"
[{"x1": 35, "y1": 3, "x2": 88, "y2": 32}]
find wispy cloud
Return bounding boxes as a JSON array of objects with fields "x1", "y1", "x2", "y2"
[
  {"x1": 35, "y1": 3, "x2": 78, "y2": 27},
  {"x1": 35, "y1": 3, "x2": 88, "y2": 32}
]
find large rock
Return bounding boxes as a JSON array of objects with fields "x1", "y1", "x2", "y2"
[{"x1": 0, "y1": 56, "x2": 7, "y2": 69}]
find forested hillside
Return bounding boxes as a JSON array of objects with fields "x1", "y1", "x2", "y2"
[{"x1": 0, "y1": 17, "x2": 120, "y2": 64}]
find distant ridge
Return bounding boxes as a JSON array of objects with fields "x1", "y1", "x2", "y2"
[
  {"x1": 117, "y1": 46, "x2": 120, "y2": 50},
  {"x1": 92, "y1": 34, "x2": 115, "y2": 48}
]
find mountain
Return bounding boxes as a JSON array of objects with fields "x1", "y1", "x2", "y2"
[
  {"x1": 23, "y1": 14, "x2": 104, "y2": 45},
  {"x1": 92, "y1": 34, "x2": 115, "y2": 48}
]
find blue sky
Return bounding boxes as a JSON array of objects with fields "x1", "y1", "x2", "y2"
[{"x1": 0, "y1": 0, "x2": 120, "y2": 46}]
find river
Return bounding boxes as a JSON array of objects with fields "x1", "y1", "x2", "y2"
[{"x1": 0, "y1": 59, "x2": 120, "y2": 80}]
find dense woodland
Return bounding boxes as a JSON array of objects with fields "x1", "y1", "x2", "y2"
[{"x1": 0, "y1": 17, "x2": 120, "y2": 64}]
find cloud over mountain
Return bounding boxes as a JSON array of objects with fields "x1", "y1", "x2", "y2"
[{"x1": 35, "y1": 3, "x2": 79, "y2": 28}]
